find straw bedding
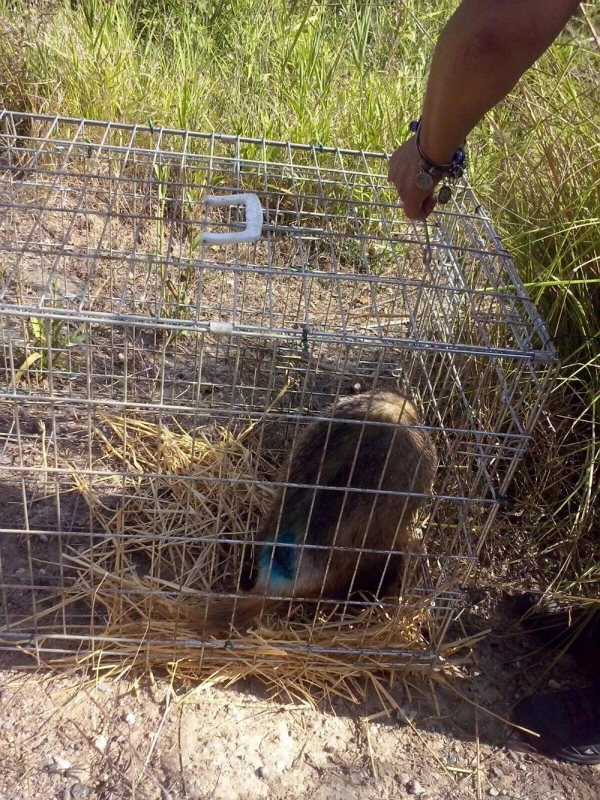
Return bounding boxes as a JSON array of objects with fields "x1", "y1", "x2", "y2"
[{"x1": 56, "y1": 411, "x2": 467, "y2": 706}]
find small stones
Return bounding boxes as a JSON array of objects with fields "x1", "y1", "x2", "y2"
[
  {"x1": 124, "y1": 712, "x2": 136, "y2": 726},
  {"x1": 93, "y1": 735, "x2": 108, "y2": 752},
  {"x1": 49, "y1": 755, "x2": 72, "y2": 772},
  {"x1": 54, "y1": 755, "x2": 73, "y2": 771},
  {"x1": 547, "y1": 679, "x2": 561, "y2": 691},
  {"x1": 488, "y1": 788, "x2": 500, "y2": 797},
  {"x1": 70, "y1": 784, "x2": 87, "y2": 799},
  {"x1": 256, "y1": 765, "x2": 270, "y2": 780},
  {"x1": 490, "y1": 765, "x2": 504, "y2": 778},
  {"x1": 406, "y1": 779, "x2": 426, "y2": 795},
  {"x1": 396, "y1": 772, "x2": 411, "y2": 787},
  {"x1": 2, "y1": 719, "x2": 14, "y2": 731},
  {"x1": 446, "y1": 754, "x2": 458, "y2": 766}
]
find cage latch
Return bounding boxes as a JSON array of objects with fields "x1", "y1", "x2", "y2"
[{"x1": 203, "y1": 193, "x2": 263, "y2": 244}]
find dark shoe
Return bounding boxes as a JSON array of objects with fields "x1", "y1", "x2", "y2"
[{"x1": 512, "y1": 685, "x2": 600, "y2": 765}]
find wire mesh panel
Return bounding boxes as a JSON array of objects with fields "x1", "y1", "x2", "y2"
[{"x1": 0, "y1": 112, "x2": 556, "y2": 678}]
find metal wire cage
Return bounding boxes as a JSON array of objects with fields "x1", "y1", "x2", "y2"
[{"x1": 0, "y1": 111, "x2": 557, "y2": 672}]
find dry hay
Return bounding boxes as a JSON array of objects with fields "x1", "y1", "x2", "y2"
[{"x1": 49, "y1": 410, "x2": 472, "y2": 709}]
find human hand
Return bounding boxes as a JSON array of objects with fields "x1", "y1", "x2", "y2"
[{"x1": 387, "y1": 137, "x2": 439, "y2": 221}]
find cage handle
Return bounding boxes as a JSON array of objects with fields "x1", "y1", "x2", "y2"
[{"x1": 202, "y1": 193, "x2": 263, "y2": 244}]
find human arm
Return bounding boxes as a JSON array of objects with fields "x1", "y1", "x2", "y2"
[{"x1": 388, "y1": 0, "x2": 581, "y2": 220}]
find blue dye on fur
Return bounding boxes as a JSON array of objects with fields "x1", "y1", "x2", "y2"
[{"x1": 259, "y1": 530, "x2": 298, "y2": 585}]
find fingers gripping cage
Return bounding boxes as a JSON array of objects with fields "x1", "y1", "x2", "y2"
[{"x1": 0, "y1": 112, "x2": 557, "y2": 681}]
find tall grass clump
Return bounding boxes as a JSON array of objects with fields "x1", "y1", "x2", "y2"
[
  {"x1": 0, "y1": 0, "x2": 429, "y2": 146},
  {"x1": 0, "y1": 0, "x2": 598, "y2": 599},
  {"x1": 472, "y1": 8, "x2": 599, "y2": 599}
]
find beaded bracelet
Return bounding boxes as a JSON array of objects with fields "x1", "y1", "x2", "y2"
[{"x1": 409, "y1": 119, "x2": 466, "y2": 204}]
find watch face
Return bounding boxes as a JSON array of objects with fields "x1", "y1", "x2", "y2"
[
  {"x1": 415, "y1": 171, "x2": 434, "y2": 191},
  {"x1": 438, "y1": 185, "x2": 452, "y2": 204}
]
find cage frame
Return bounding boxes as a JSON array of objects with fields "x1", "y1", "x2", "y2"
[{"x1": 0, "y1": 110, "x2": 558, "y2": 676}]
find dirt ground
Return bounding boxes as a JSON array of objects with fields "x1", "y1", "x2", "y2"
[{"x1": 1, "y1": 605, "x2": 599, "y2": 800}]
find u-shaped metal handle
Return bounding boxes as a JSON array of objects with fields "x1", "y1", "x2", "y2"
[{"x1": 202, "y1": 193, "x2": 263, "y2": 244}]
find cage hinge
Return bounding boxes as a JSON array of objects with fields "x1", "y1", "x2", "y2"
[
  {"x1": 208, "y1": 321, "x2": 234, "y2": 335},
  {"x1": 491, "y1": 491, "x2": 515, "y2": 511},
  {"x1": 532, "y1": 349, "x2": 558, "y2": 364}
]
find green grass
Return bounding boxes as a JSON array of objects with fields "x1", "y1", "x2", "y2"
[
  {"x1": 0, "y1": 0, "x2": 430, "y2": 144},
  {"x1": 0, "y1": 0, "x2": 598, "y2": 598}
]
